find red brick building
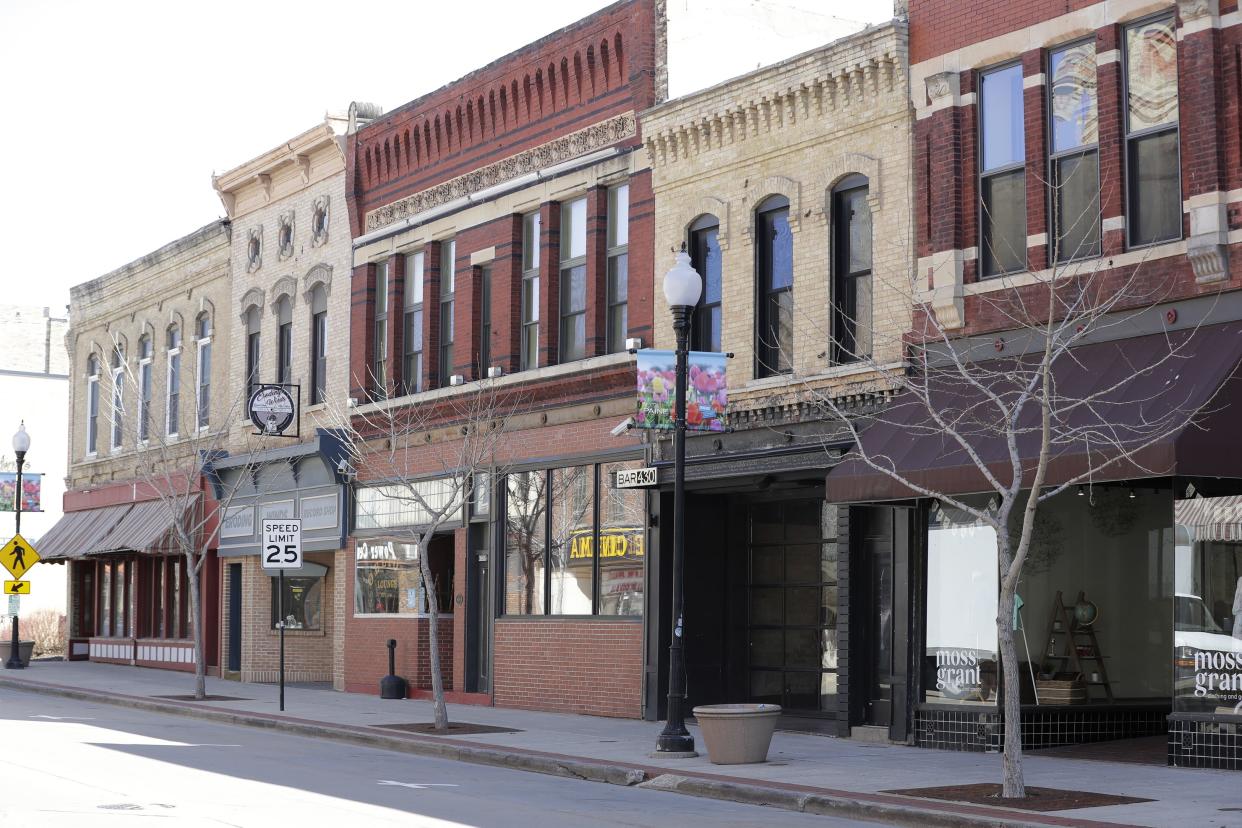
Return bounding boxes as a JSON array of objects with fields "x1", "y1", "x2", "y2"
[
  {"x1": 342, "y1": 0, "x2": 661, "y2": 716},
  {"x1": 826, "y1": 0, "x2": 1242, "y2": 769}
]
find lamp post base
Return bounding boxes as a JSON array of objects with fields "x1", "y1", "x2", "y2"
[{"x1": 655, "y1": 729, "x2": 696, "y2": 755}]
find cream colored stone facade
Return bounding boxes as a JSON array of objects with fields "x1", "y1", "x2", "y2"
[
  {"x1": 643, "y1": 22, "x2": 912, "y2": 408},
  {"x1": 66, "y1": 222, "x2": 232, "y2": 487},
  {"x1": 213, "y1": 118, "x2": 351, "y2": 446}
]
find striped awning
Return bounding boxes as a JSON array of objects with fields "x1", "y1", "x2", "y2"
[
  {"x1": 37, "y1": 504, "x2": 133, "y2": 561},
  {"x1": 95, "y1": 498, "x2": 193, "y2": 554}
]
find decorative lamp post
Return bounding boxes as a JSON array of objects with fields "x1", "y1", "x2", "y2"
[
  {"x1": 5, "y1": 422, "x2": 30, "y2": 670},
  {"x1": 655, "y1": 245, "x2": 702, "y2": 755}
]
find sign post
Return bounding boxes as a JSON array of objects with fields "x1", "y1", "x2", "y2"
[{"x1": 262, "y1": 518, "x2": 302, "y2": 711}]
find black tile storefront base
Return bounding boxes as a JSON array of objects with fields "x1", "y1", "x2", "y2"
[
  {"x1": 916, "y1": 704, "x2": 1169, "y2": 753},
  {"x1": 1168, "y1": 715, "x2": 1242, "y2": 770}
]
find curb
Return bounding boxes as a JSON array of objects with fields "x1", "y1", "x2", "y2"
[{"x1": 0, "y1": 676, "x2": 1126, "y2": 828}]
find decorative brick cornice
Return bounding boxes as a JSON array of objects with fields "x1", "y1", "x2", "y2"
[{"x1": 363, "y1": 112, "x2": 636, "y2": 233}]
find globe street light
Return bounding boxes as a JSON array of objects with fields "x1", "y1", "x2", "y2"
[
  {"x1": 5, "y1": 422, "x2": 30, "y2": 670},
  {"x1": 655, "y1": 246, "x2": 701, "y2": 755}
]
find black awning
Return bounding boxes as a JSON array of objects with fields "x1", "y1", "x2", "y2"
[{"x1": 825, "y1": 323, "x2": 1242, "y2": 503}]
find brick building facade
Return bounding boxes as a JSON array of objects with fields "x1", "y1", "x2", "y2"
[{"x1": 342, "y1": 0, "x2": 660, "y2": 715}]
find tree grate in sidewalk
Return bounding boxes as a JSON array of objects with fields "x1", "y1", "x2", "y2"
[
  {"x1": 882, "y1": 783, "x2": 1152, "y2": 812},
  {"x1": 372, "y1": 722, "x2": 522, "y2": 736},
  {"x1": 152, "y1": 694, "x2": 252, "y2": 702}
]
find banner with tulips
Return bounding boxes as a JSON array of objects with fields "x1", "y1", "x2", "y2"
[
  {"x1": 0, "y1": 472, "x2": 41, "y2": 512},
  {"x1": 635, "y1": 350, "x2": 728, "y2": 432}
]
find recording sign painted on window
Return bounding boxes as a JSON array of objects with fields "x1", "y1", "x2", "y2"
[
  {"x1": 262, "y1": 519, "x2": 302, "y2": 569},
  {"x1": 248, "y1": 384, "x2": 296, "y2": 435}
]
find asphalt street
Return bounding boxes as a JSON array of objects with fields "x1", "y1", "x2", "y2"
[{"x1": 0, "y1": 687, "x2": 877, "y2": 827}]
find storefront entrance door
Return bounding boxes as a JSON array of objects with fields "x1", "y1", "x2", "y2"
[
  {"x1": 859, "y1": 512, "x2": 894, "y2": 727},
  {"x1": 747, "y1": 499, "x2": 836, "y2": 713},
  {"x1": 227, "y1": 563, "x2": 241, "y2": 673}
]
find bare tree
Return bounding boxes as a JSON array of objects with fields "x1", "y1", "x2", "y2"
[
  {"x1": 793, "y1": 171, "x2": 1217, "y2": 797},
  {"x1": 337, "y1": 380, "x2": 519, "y2": 730},
  {"x1": 110, "y1": 334, "x2": 263, "y2": 700}
]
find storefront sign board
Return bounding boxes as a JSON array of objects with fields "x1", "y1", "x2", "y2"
[{"x1": 615, "y1": 467, "x2": 657, "y2": 489}]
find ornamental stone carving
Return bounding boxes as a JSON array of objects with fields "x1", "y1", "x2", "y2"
[
  {"x1": 925, "y1": 71, "x2": 958, "y2": 107},
  {"x1": 246, "y1": 226, "x2": 263, "y2": 273},
  {"x1": 1177, "y1": 0, "x2": 1217, "y2": 22},
  {"x1": 363, "y1": 112, "x2": 637, "y2": 233},
  {"x1": 310, "y1": 195, "x2": 330, "y2": 247},
  {"x1": 277, "y1": 211, "x2": 295, "y2": 260}
]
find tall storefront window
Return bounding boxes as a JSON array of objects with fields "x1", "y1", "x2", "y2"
[
  {"x1": 354, "y1": 539, "x2": 453, "y2": 616},
  {"x1": 504, "y1": 460, "x2": 645, "y2": 617},
  {"x1": 272, "y1": 575, "x2": 323, "y2": 630},
  {"x1": 925, "y1": 498, "x2": 999, "y2": 705},
  {"x1": 1175, "y1": 493, "x2": 1242, "y2": 715}
]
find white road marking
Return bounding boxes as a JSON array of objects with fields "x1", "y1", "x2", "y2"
[
  {"x1": 30, "y1": 714, "x2": 96, "y2": 720},
  {"x1": 376, "y1": 780, "x2": 460, "y2": 790}
]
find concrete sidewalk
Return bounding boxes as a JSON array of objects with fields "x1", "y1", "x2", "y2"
[{"x1": 1, "y1": 661, "x2": 1237, "y2": 828}]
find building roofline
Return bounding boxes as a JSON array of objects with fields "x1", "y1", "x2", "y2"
[{"x1": 212, "y1": 117, "x2": 347, "y2": 198}]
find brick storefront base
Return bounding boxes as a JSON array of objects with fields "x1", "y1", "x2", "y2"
[
  {"x1": 344, "y1": 616, "x2": 454, "y2": 695},
  {"x1": 493, "y1": 618, "x2": 643, "y2": 718}
]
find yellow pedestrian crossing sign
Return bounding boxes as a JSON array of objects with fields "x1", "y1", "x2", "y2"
[
  {"x1": 4, "y1": 580, "x2": 29, "y2": 594},
  {"x1": 0, "y1": 534, "x2": 39, "y2": 580}
]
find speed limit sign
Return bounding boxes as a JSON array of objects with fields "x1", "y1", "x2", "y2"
[{"x1": 262, "y1": 519, "x2": 303, "y2": 570}]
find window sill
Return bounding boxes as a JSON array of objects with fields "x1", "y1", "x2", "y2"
[
  {"x1": 267, "y1": 627, "x2": 325, "y2": 637},
  {"x1": 305, "y1": 402, "x2": 326, "y2": 413},
  {"x1": 351, "y1": 612, "x2": 455, "y2": 620}
]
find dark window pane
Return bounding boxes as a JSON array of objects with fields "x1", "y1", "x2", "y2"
[
  {"x1": 1128, "y1": 130, "x2": 1180, "y2": 246},
  {"x1": 981, "y1": 169, "x2": 1027, "y2": 276},
  {"x1": 981, "y1": 64, "x2": 1024, "y2": 171},
  {"x1": 768, "y1": 210, "x2": 792, "y2": 290},
  {"x1": 750, "y1": 587, "x2": 783, "y2": 625},
  {"x1": 1053, "y1": 150, "x2": 1101, "y2": 261}
]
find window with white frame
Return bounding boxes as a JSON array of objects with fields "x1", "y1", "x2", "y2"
[
  {"x1": 166, "y1": 326, "x2": 181, "y2": 438},
  {"x1": 373, "y1": 261, "x2": 389, "y2": 397},
  {"x1": 109, "y1": 347, "x2": 124, "y2": 450},
  {"x1": 979, "y1": 62, "x2": 1027, "y2": 277},
  {"x1": 438, "y1": 240, "x2": 456, "y2": 385},
  {"x1": 310, "y1": 284, "x2": 328, "y2": 405},
  {"x1": 606, "y1": 184, "x2": 629, "y2": 353},
  {"x1": 559, "y1": 197, "x2": 587, "y2": 362},
  {"x1": 196, "y1": 313, "x2": 211, "y2": 430},
  {"x1": 402, "y1": 252, "x2": 424, "y2": 395},
  {"x1": 275, "y1": 296, "x2": 292, "y2": 386},
  {"x1": 86, "y1": 353, "x2": 100, "y2": 455},
  {"x1": 1124, "y1": 13, "x2": 1180, "y2": 247},
  {"x1": 1048, "y1": 40, "x2": 1101, "y2": 262},
  {"x1": 245, "y1": 306, "x2": 261, "y2": 401},
  {"x1": 520, "y1": 212, "x2": 540, "y2": 371},
  {"x1": 138, "y1": 335, "x2": 152, "y2": 442}
]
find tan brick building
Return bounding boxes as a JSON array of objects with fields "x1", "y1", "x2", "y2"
[
  {"x1": 211, "y1": 118, "x2": 355, "y2": 688},
  {"x1": 638, "y1": 21, "x2": 913, "y2": 729},
  {"x1": 44, "y1": 221, "x2": 233, "y2": 672}
]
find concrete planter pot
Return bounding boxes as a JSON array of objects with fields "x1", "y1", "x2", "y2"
[
  {"x1": 692, "y1": 703, "x2": 782, "y2": 764},
  {"x1": 0, "y1": 640, "x2": 35, "y2": 667}
]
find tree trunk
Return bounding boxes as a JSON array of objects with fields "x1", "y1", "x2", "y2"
[
  {"x1": 996, "y1": 537, "x2": 1025, "y2": 798},
  {"x1": 419, "y1": 540, "x2": 448, "y2": 731},
  {"x1": 188, "y1": 551, "x2": 206, "y2": 701}
]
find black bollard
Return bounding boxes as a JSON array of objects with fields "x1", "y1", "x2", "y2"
[{"x1": 379, "y1": 638, "x2": 408, "y2": 699}]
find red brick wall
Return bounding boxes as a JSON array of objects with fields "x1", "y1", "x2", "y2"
[
  {"x1": 346, "y1": 0, "x2": 659, "y2": 238},
  {"x1": 493, "y1": 619, "x2": 643, "y2": 717},
  {"x1": 910, "y1": 0, "x2": 1101, "y2": 64}
]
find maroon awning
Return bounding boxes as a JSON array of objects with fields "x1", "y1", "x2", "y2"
[{"x1": 825, "y1": 323, "x2": 1242, "y2": 503}]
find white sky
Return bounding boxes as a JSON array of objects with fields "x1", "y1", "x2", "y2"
[{"x1": 1, "y1": 0, "x2": 892, "y2": 317}]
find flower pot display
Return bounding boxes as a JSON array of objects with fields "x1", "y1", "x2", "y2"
[
  {"x1": 692, "y1": 703, "x2": 782, "y2": 764},
  {"x1": 0, "y1": 640, "x2": 35, "y2": 667}
]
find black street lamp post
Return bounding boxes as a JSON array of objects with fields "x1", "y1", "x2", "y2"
[
  {"x1": 656, "y1": 246, "x2": 702, "y2": 756},
  {"x1": 5, "y1": 422, "x2": 30, "y2": 670}
]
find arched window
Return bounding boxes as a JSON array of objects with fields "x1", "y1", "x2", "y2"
[
  {"x1": 310, "y1": 284, "x2": 328, "y2": 405},
  {"x1": 110, "y1": 347, "x2": 125, "y2": 450},
  {"x1": 138, "y1": 335, "x2": 153, "y2": 442},
  {"x1": 195, "y1": 313, "x2": 212, "y2": 429},
  {"x1": 275, "y1": 296, "x2": 293, "y2": 386},
  {"x1": 166, "y1": 325, "x2": 182, "y2": 437},
  {"x1": 831, "y1": 175, "x2": 872, "y2": 363},
  {"x1": 245, "y1": 307, "x2": 261, "y2": 399},
  {"x1": 86, "y1": 353, "x2": 100, "y2": 454},
  {"x1": 688, "y1": 214, "x2": 722, "y2": 352},
  {"x1": 755, "y1": 195, "x2": 792, "y2": 377}
]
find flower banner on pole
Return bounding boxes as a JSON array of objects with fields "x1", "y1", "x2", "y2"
[
  {"x1": 0, "y1": 473, "x2": 41, "y2": 512},
  {"x1": 635, "y1": 350, "x2": 727, "y2": 432}
]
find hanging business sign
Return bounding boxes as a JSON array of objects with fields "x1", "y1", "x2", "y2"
[
  {"x1": 248, "y1": 384, "x2": 298, "y2": 436},
  {"x1": 634, "y1": 350, "x2": 727, "y2": 432},
  {"x1": 0, "y1": 473, "x2": 41, "y2": 512}
]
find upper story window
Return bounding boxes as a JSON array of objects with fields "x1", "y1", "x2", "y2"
[
  {"x1": 1124, "y1": 14, "x2": 1180, "y2": 247},
  {"x1": 559, "y1": 197, "x2": 587, "y2": 362},
  {"x1": 520, "y1": 212, "x2": 541, "y2": 371},
  {"x1": 244, "y1": 307, "x2": 261, "y2": 402},
  {"x1": 689, "y1": 215, "x2": 722, "y2": 353},
  {"x1": 606, "y1": 184, "x2": 629, "y2": 353},
  {"x1": 166, "y1": 325, "x2": 182, "y2": 438},
  {"x1": 138, "y1": 335, "x2": 152, "y2": 443},
  {"x1": 86, "y1": 353, "x2": 100, "y2": 455},
  {"x1": 373, "y1": 261, "x2": 389, "y2": 397},
  {"x1": 275, "y1": 296, "x2": 292, "y2": 386},
  {"x1": 1048, "y1": 40, "x2": 1101, "y2": 262},
  {"x1": 755, "y1": 195, "x2": 793, "y2": 377},
  {"x1": 310, "y1": 284, "x2": 328, "y2": 405},
  {"x1": 195, "y1": 313, "x2": 211, "y2": 430},
  {"x1": 438, "y1": 240, "x2": 456, "y2": 384},
  {"x1": 831, "y1": 176, "x2": 872, "y2": 363},
  {"x1": 402, "y1": 252, "x2": 424, "y2": 395},
  {"x1": 109, "y1": 347, "x2": 124, "y2": 451},
  {"x1": 479, "y1": 264, "x2": 493, "y2": 373},
  {"x1": 979, "y1": 63, "x2": 1027, "y2": 277}
]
